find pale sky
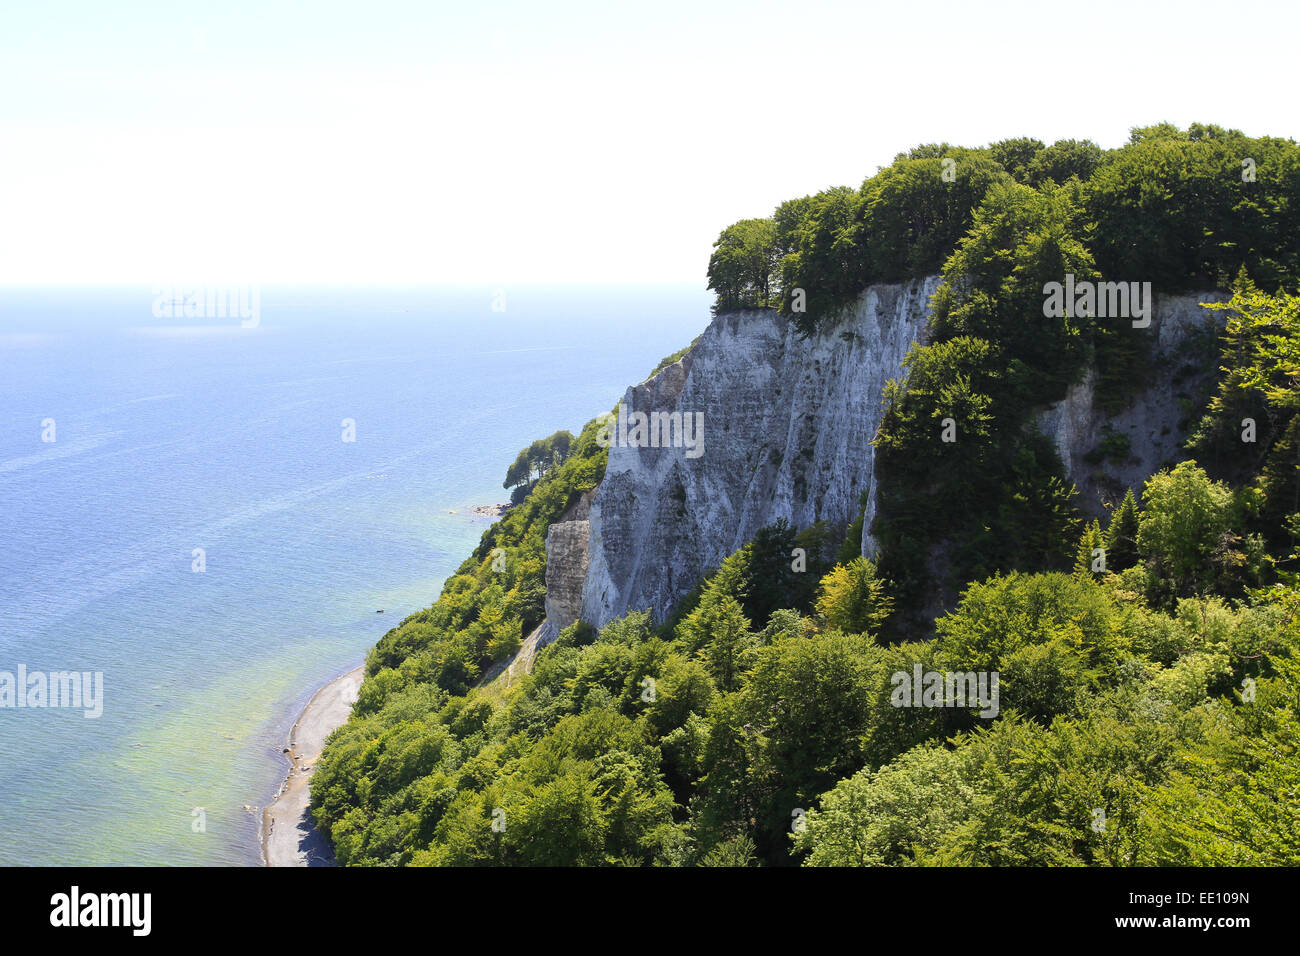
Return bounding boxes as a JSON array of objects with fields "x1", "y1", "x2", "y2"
[{"x1": 2, "y1": 0, "x2": 1297, "y2": 286}]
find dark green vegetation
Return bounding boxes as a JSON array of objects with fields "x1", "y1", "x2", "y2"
[
  {"x1": 708, "y1": 124, "x2": 1300, "y2": 329},
  {"x1": 314, "y1": 126, "x2": 1300, "y2": 866},
  {"x1": 503, "y1": 429, "x2": 573, "y2": 503}
]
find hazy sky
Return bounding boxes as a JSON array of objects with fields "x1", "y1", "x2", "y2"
[{"x1": 2, "y1": 0, "x2": 1297, "y2": 286}]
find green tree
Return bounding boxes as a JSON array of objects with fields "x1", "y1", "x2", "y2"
[
  {"x1": 796, "y1": 744, "x2": 973, "y2": 866},
  {"x1": 687, "y1": 594, "x2": 753, "y2": 693},
  {"x1": 989, "y1": 136, "x2": 1045, "y2": 182},
  {"x1": 745, "y1": 519, "x2": 799, "y2": 626},
  {"x1": 1024, "y1": 138, "x2": 1103, "y2": 186},
  {"x1": 854, "y1": 150, "x2": 1009, "y2": 285},
  {"x1": 814, "y1": 557, "x2": 893, "y2": 635},
  {"x1": 1137, "y1": 461, "x2": 1236, "y2": 599},
  {"x1": 694, "y1": 630, "x2": 884, "y2": 864},
  {"x1": 1085, "y1": 125, "x2": 1300, "y2": 290},
  {"x1": 1138, "y1": 591, "x2": 1300, "y2": 864},
  {"x1": 1073, "y1": 519, "x2": 1106, "y2": 577},
  {"x1": 1104, "y1": 488, "x2": 1141, "y2": 572},
  {"x1": 503, "y1": 429, "x2": 575, "y2": 492},
  {"x1": 707, "y1": 218, "x2": 778, "y2": 313},
  {"x1": 935, "y1": 571, "x2": 1130, "y2": 691},
  {"x1": 777, "y1": 186, "x2": 861, "y2": 332}
]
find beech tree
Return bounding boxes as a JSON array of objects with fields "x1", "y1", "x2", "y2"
[
  {"x1": 1137, "y1": 461, "x2": 1236, "y2": 599},
  {"x1": 706, "y1": 217, "x2": 778, "y2": 313},
  {"x1": 814, "y1": 557, "x2": 893, "y2": 635}
]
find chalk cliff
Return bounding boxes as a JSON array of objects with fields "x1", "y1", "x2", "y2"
[
  {"x1": 541, "y1": 279, "x2": 1224, "y2": 635},
  {"x1": 574, "y1": 277, "x2": 938, "y2": 630}
]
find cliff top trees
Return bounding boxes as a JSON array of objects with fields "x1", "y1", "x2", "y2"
[
  {"x1": 1085, "y1": 126, "x2": 1300, "y2": 290},
  {"x1": 1024, "y1": 138, "x2": 1103, "y2": 187},
  {"x1": 777, "y1": 153, "x2": 1009, "y2": 335},
  {"x1": 987, "y1": 136, "x2": 1103, "y2": 188},
  {"x1": 777, "y1": 186, "x2": 860, "y2": 331},
  {"x1": 857, "y1": 151, "x2": 1010, "y2": 285},
  {"x1": 929, "y1": 178, "x2": 1096, "y2": 403},
  {"x1": 706, "y1": 217, "x2": 779, "y2": 314},
  {"x1": 989, "y1": 137, "x2": 1046, "y2": 182},
  {"x1": 715, "y1": 124, "x2": 1298, "y2": 335}
]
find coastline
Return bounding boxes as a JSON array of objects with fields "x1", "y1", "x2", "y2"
[{"x1": 260, "y1": 664, "x2": 364, "y2": 867}]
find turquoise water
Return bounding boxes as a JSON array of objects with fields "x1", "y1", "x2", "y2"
[{"x1": 0, "y1": 285, "x2": 710, "y2": 865}]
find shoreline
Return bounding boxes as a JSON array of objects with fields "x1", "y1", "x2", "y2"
[{"x1": 260, "y1": 664, "x2": 364, "y2": 867}]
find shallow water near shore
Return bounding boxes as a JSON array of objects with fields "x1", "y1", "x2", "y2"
[{"x1": 0, "y1": 285, "x2": 709, "y2": 865}]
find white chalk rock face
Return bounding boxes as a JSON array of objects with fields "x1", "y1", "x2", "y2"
[
  {"x1": 542, "y1": 488, "x2": 594, "y2": 636},
  {"x1": 1034, "y1": 290, "x2": 1226, "y2": 512},
  {"x1": 545, "y1": 280, "x2": 1225, "y2": 635},
  {"x1": 579, "y1": 278, "x2": 940, "y2": 629}
]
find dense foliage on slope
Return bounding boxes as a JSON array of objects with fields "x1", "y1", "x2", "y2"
[
  {"x1": 358, "y1": 417, "x2": 607, "y2": 700},
  {"x1": 313, "y1": 349, "x2": 1300, "y2": 865},
  {"x1": 870, "y1": 128, "x2": 1293, "y2": 623},
  {"x1": 871, "y1": 180, "x2": 1137, "y2": 623},
  {"x1": 314, "y1": 451, "x2": 1300, "y2": 864}
]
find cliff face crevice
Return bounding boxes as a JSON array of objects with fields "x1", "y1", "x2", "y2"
[{"x1": 539, "y1": 280, "x2": 1225, "y2": 635}]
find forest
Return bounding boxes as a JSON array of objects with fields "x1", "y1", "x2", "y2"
[{"x1": 311, "y1": 124, "x2": 1300, "y2": 866}]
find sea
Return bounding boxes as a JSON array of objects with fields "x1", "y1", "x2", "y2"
[{"x1": 0, "y1": 284, "x2": 711, "y2": 865}]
